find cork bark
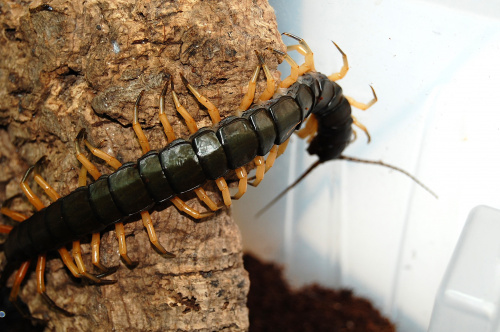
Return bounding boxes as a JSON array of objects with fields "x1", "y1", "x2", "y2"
[{"x1": 0, "y1": 1, "x2": 284, "y2": 331}]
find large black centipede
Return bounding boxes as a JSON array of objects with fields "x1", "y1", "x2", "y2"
[{"x1": 0, "y1": 33, "x2": 431, "y2": 317}]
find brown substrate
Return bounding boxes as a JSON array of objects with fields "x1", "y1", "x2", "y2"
[{"x1": 244, "y1": 254, "x2": 396, "y2": 332}]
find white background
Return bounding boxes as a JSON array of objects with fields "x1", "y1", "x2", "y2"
[{"x1": 233, "y1": 0, "x2": 500, "y2": 331}]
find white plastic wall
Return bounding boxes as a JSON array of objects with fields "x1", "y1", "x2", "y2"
[{"x1": 233, "y1": 0, "x2": 500, "y2": 331}]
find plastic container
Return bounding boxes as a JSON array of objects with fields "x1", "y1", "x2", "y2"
[{"x1": 428, "y1": 206, "x2": 500, "y2": 332}]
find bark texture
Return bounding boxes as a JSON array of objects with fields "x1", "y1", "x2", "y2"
[{"x1": 0, "y1": 0, "x2": 284, "y2": 330}]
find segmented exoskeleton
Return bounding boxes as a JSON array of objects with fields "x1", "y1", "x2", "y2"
[{"x1": 0, "y1": 33, "x2": 379, "y2": 315}]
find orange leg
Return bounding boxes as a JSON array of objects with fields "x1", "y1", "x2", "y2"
[
  {"x1": 115, "y1": 222, "x2": 138, "y2": 268},
  {"x1": 249, "y1": 156, "x2": 265, "y2": 187},
  {"x1": 90, "y1": 233, "x2": 118, "y2": 276},
  {"x1": 232, "y1": 167, "x2": 248, "y2": 200},
  {"x1": 265, "y1": 145, "x2": 279, "y2": 173},
  {"x1": 180, "y1": 73, "x2": 221, "y2": 124},
  {"x1": 327, "y1": 41, "x2": 349, "y2": 81},
  {"x1": 171, "y1": 80, "x2": 199, "y2": 134},
  {"x1": 140, "y1": 211, "x2": 175, "y2": 257},
  {"x1": 194, "y1": 188, "x2": 221, "y2": 211},
  {"x1": 170, "y1": 197, "x2": 214, "y2": 219},
  {"x1": 237, "y1": 59, "x2": 261, "y2": 114},
  {"x1": 345, "y1": 85, "x2": 378, "y2": 111},
  {"x1": 351, "y1": 115, "x2": 372, "y2": 143},
  {"x1": 159, "y1": 77, "x2": 177, "y2": 143},
  {"x1": 36, "y1": 254, "x2": 74, "y2": 316},
  {"x1": 0, "y1": 207, "x2": 26, "y2": 222},
  {"x1": 345, "y1": 86, "x2": 377, "y2": 143},
  {"x1": 133, "y1": 90, "x2": 151, "y2": 153},
  {"x1": 20, "y1": 166, "x2": 44, "y2": 211},
  {"x1": 296, "y1": 114, "x2": 318, "y2": 143},
  {"x1": 215, "y1": 177, "x2": 232, "y2": 207},
  {"x1": 9, "y1": 261, "x2": 30, "y2": 302},
  {"x1": 257, "y1": 52, "x2": 276, "y2": 102},
  {"x1": 277, "y1": 137, "x2": 291, "y2": 158},
  {"x1": 270, "y1": 48, "x2": 299, "y2": 89},
  {"x1": 72, "y1": 240, "x2": 116, "y2": 284},
  {"x1": 282, "y1": 32, "x2": 316, "y2": 75}
]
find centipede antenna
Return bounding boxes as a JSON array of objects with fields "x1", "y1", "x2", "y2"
[
  {"x1": 255, "y1": 160, "x2": 322, "y2": 218},
  {"x1": 338, "y1": 155, "x2": 438, "y2": 199}
]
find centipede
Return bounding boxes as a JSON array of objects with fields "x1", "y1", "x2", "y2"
[{"x1": 0, "y1": 32, "x2": 433, "y2": 320}]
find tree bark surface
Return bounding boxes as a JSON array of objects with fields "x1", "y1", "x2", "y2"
[{"x1": 0, "y1": 1, "x2": 283, "y2": 331}]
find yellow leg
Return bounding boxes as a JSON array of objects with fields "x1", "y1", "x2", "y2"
[
  {"x1": 215, "y1": 177, "x2": 232, "y2": 207},
  {"x1": 83, "y1": 139, "x2": 122, "y2": 170},
  {"x1": 171, "y1": 80, "x2": 199, "y2": 134},
  {"x1": 0, "y1": 207, "x2": 27, "y2": 222},
  {"x1": 250, "y1": 156, "x2": 265, "y2": 187},
  {"x1": 170, "y1": 196, "x2": 214, "y2": 219},
  {"x1": 351, "y1": 115, "x2": 371, "y2": 143},
  {"x1": 36, "y1": 254, "x2": 74, "y2": 316},
  {"x1": 9, "y1": 261, "x2": 30, "y2": 302},
  {"x1": 140, "y1": 211, "x2": 175, "y2": 257},
  {"x1": 72, "y1": 240, "x2": 116, "y2": 284},
  {"x1": 257, "y1": 52, "x2": 276, "y2": 102},
  {"x1": 115, "y1": 222, "x2": 138, "y2": 268},
  {"x1": 345, "y1": 85, "x2": 378, "y2": 110},
  {"x1": 194, "y1": 188, "x2": 221, "y2": 211},
  {"x1": 75, "y1": 131, "x2": 102, "y2": 180},
  {"x1": 282, "y1": 32, "x2": 316, "y2": 75},
  {"x1": 133, "y1": 90, "x2": 151, "y2": 153},
  {"x1": 277, "y1": 137, "x2": 291, "y2": 158},
  {"x1": 20, "y1": 166, "x2": 45, "y2": 211},
  {"x1": 327, "y1": 42, "x2": 349, "y2": 81},
  {"x1": 91, "y1": 232, "x2": 118, "y2": 275},
  {"x1": 237, "y1": 61, "x2": 261, "y2": 114},
  {"x1": 180, "y1": 73, "x2": 221, "y2": 124},
  {"x1": 232, "y1": 167, "x2": 248, "y2": 200},
  {"x1": 159, "y1": 78, "x2": 177, "y2": 143},
  {"x1": 265, "y1": 145, "x2": 278, "y2": 173},
  {"x1": 296, "y1": 114, "x2": 318, "y2": 143},
  {"x1": 58, "y1": 247, "x2": 82, "y2": 278},
  {"x1": 270, "y1": 48, "x2": 300, "y2": 89}
]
